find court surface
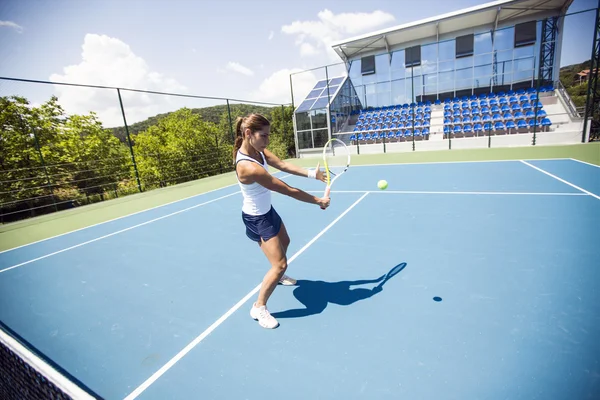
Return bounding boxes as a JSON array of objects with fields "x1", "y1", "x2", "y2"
[{"x1": 1, "y1": 158, "x2": 599, "y2": 400}]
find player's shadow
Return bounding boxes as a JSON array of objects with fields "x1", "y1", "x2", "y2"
[{"x1": 271, "y1": 262, "x2": 407, "y2": 319}]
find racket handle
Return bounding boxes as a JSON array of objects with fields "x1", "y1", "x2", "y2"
[{"x1": 321, "y1": 186, "x2": 331, "y2": 210}]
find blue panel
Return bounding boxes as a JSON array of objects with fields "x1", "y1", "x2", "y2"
[
  {"x1": 309, "y1": 97, "x2": 329, "y2": 110},
  {"x1": 306, "y1": 88, "x2": 324, "y2": 99},
  {"x1": 319, "y1": 85, "x2": 339, "y2": 97},
  {"x1": 296, "y1": 98, "x2": 317, "y2": 112}
]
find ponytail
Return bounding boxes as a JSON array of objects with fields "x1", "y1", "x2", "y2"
[{"x1": 232, "y1": 116, "x2": 245, "y2": 162}]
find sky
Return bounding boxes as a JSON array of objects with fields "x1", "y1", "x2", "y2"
[{"x1": 0, "y1": 0, "x2": 597, "y2": 127}]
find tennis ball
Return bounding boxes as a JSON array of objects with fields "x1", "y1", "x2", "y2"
[{"x1": 377, "y1": 179, "x2": 388, "y2": 190}]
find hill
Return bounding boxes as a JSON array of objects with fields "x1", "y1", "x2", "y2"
[
  {"x1": 559, "y1": 59, "x2": 593, "y2": 109},
  {"x1": 110, "y1": 103, "x2": 278, "y2": 143}
]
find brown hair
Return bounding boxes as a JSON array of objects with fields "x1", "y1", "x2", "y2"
[{"x1": 232, "y1": 113, "x2": 270, "y2": 161}]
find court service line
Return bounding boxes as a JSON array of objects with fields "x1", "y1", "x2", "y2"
[
  {"x1": 308, "y1": 190, "x2": 588, "y2": 196},
  {"x1": 123, "y1": 191, "x2": 370, "y2": 400},
  {"x1": 569, "y1": 158, "x2": 600, "y2": 168},
  {"x1": 346, "y1": 157, "x2": 569, "y2": 168},
  {"x1": 0, "y1": 173, "x2": 292, "y2": 255},
  {"x1": 0, "y1": 191, "x2": 241, "y2": 274},
  {"x1": 520, "y1": 160, "x2": 600, "y2": 200}
]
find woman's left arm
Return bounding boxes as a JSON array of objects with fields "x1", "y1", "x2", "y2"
[{"x1": 263, "y1": 149, "x2": 326, "y2": 182}]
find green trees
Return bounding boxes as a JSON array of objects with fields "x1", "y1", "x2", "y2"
[{"x1": 0, "y1": 95, "x2": 293, "y2": 222}]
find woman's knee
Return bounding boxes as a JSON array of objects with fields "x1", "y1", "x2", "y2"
[{"x1": 271, "y1": 259, "x2": 288, "y2": 273}]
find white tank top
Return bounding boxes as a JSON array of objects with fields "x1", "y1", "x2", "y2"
[{"x1": 235, "y1": 150, "x2": 272, "y2": 215}]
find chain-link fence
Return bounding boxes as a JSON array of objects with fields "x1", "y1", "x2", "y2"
[{"x1": 0, "y1": 77, "x2": 293, "y2": 223}]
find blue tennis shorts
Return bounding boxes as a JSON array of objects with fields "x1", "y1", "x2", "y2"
[{"x1": 242, "y1": 206, "x2": 282, "y2": 243}]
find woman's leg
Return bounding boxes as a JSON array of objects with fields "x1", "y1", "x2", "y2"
[{"x1": 255, "y1": 230, "x2": 287, "y2": 307}]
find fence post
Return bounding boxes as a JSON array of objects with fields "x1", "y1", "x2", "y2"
[
  {"x1": 117, "y1": 88, "x2": 142, "y2": 192},
  {"x1": 226, "y1": 100, "x2": 234, "y2": 143}
]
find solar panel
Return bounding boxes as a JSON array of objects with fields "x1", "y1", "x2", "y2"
[{"x1": 295, "y1": 76, "x2": 347, "y2": 112}]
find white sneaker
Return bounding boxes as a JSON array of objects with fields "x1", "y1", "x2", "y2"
[
  {"x1": 278, "y1": 274, "x2": 297, "y2": 286},
  {"x1": 250, "y1": 303, "x2": 279, "y2": 329}
]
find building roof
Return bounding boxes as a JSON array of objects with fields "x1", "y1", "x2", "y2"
[{"x1": 331, "y1": 0, "x2": 573, "y2": 60}]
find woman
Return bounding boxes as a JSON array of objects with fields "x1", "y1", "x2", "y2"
[{"x1": 233, "y1": 113, "x2": 330, "y2": 329}]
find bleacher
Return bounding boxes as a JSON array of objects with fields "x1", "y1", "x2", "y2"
[
  {"x1": 350, "y1": 103, "x2": 433, "y2": 143},
  {"x1": 349, "y1": 85, "x2": 555, "y2": 144}
]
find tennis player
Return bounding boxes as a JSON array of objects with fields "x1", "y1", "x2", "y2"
[{"x1": 233, "y1": 113, "x2": 330, "y2": 329}]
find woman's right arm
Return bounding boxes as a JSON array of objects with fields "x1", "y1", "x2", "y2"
[{"x1": 237, "y1": 161, "x2": 330, "y2": 209}]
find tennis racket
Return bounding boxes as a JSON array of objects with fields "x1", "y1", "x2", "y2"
[{"x1": 322, "y1": 138, "x2": 351, "y2": 199}]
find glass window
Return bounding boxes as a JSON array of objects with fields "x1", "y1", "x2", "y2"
[
  {"x1": 474, "y1": 32, "x2": 493, "y2": 54},
  {"x1": 391, "y1": 79, "x2": 406, "y2": 105},
  {"x1": 514, "y1": 45, "x2": 534, "y2": 59},
  {"x1": 422, "y1": 44, "x2": 437, "y2": 73},
  {"x1": 495, "y1": 60, "x2": 512, "y2": 75},
  {"x1": 475, "y1": 64, "x2": 492, "y2": 78},
  {"x1": 424, "y1": 84, "x2": 437, "y2": 96},
  {"x1": 349, "y1": 60, "x2": 362, "y2": 86},
  {"x1": 438, "y1": 39, "x2": 455, "y2": 61},
  {"x1": 494, "y1": 27, "x2": 514, "y2": 51},
  {"x1": 439, "y1": 60, "x2": 454, "y2": 72},
  {"x1": 297, "y1": 131, "x2": 312, "y2": 149},
  {"x1": 475, "y1": 54, "x2": 492, "y2": 68},
  {"x1": 513, "y1": 69, "x2": 533, "y2": 82},
  {"x1": 496, "y1": 49, "x2": 513, "y2": 62},
  {"x1": 391, "y1": 50, "x2": 404, "y2": 69},
  {"x1": 494, "y1": 73, "x2": 512, "y2": 86},
  {"x1": 455, "y1": 67, "x2": 472, "y2": 80},
  {"x1": 311, "y1": 109, "x2": 328, "y2": 129},
  {"x1": 313, "y1": 129, "x2": 329, "y2": 148},
  {"x1": 374, "y1": 54, "x2": 390, "y2": 82},
  {"x1": 455, "y1": 56, "x2": 473, "y2": 70},
  {"x1": 514, "y1": 57, "x2": 534, "y2": 71},
  {"x1": 295, "y1": 112, "x2": 311, "y2": 131},
  {"x1": 438, "y1": 78, "x2": 454, "y2": 94}
]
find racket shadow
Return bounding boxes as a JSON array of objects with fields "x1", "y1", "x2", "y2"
[{"x1": 272, "y1": 262, "x2": 407, "y2": 319}]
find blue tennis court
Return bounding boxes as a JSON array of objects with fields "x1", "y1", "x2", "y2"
[{"x1": 1, "y1": 158, "x2": 599, "y2": 399}]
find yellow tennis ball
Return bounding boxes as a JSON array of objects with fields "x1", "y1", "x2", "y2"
[{"x1": 377, "y1": 179, "x2": 388, "y2": 190}]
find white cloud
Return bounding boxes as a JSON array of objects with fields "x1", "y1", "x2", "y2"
[
  {"x1": 0, "y1": 20, "x2": 24, "y2": 33},
  {"x1": 49, "y1": 34, "x2": 187, "y2": 128},
  {"x1": 282, "y1": 9, "x2": 395, "y2": 59},
  {"x1": 268, "y1": 31, "x2": 274, "y2": 40},
  {"x1": 225, "y1": 62, "x2": 254, "y2": 76},
  {"x1": 251, "y1": 68, "x2": 317, "y2": 106}
]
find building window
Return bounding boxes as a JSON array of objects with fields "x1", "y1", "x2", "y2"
[
  {"x1": 514, "y1": 21, "x2": 536, "y2": 47},
  {"x1": 361, "y1": 55, "x2": 375, "y2": 75},
  {"x1": 405, "y1": 45, "x2": 421, "y2": 67},
  {"x1": 456, "y1": 34, "x2": 474, "y2": 58}
]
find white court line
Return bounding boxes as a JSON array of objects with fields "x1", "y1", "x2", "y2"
[
  {"x1": 0, "y1": 191, "x2": 241, "y2": 274},
  {"x1": 123, "y1": 191, "x2": 370, "y2": 400},
  {"x1": 520, "y1": 160, "x2": 600, "y2": 200},
  {"x1": 569, "y1": 158, "x2": 600, "y2": 168},
  {"x1": 308, "y1": 190, "x2": 588, "y2": 196},
  {"x1": 344, "y1": 157, "x2": 570, "y2": 168}
]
